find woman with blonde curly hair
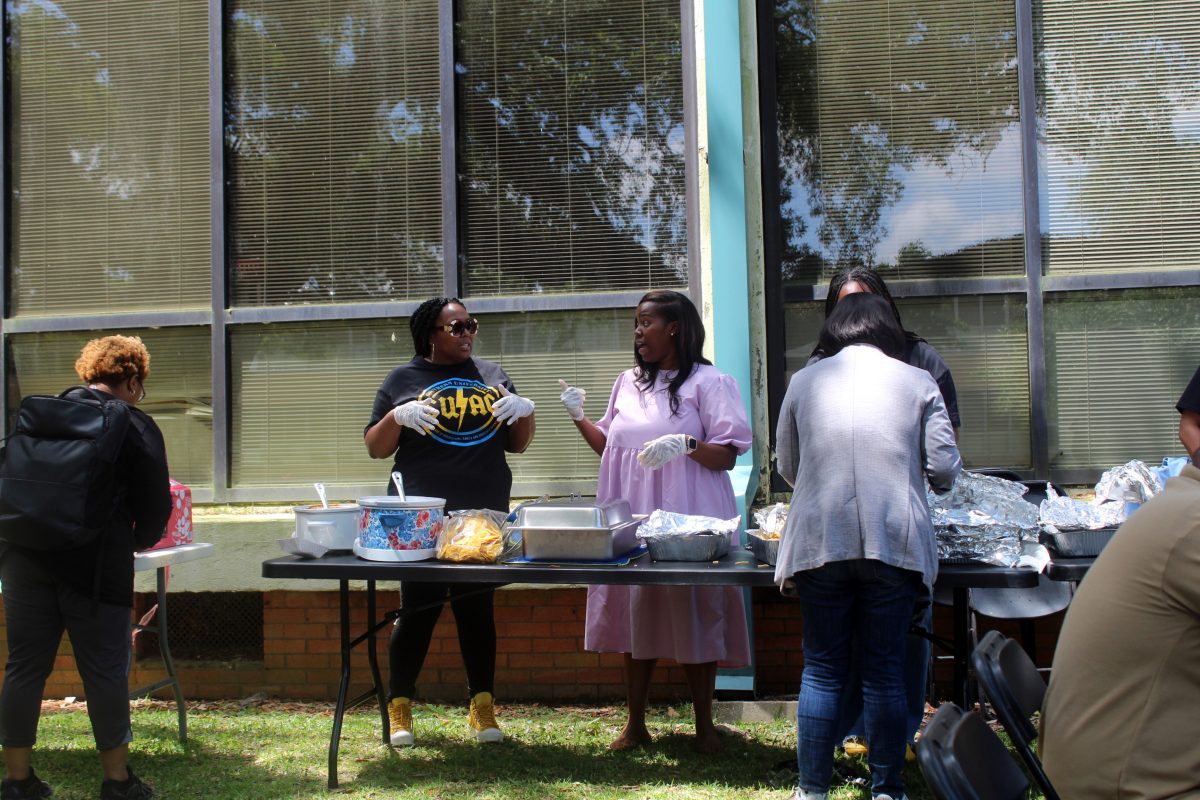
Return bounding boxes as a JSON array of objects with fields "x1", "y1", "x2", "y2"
[{"x1": 0, "y1": 335, "x2": 171, "y2": 800}]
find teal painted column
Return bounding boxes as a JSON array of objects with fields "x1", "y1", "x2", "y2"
[
  {"x1": 703, "y1": 0, "x2": 757, "y2": 502},
  {"x1": 703, "y1": 0, "x2": 759, "y2": 694}
]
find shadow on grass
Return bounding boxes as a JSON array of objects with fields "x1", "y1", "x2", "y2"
[{"x1": 352, "y1": 727, "x2": 797, "y2": 795}]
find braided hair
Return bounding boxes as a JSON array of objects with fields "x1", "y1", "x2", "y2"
[
  {"x1": 409, "y1": 297, "x2": 462, "y2": 358},
  {"x1": 633, "y1": 290, "x2": 711, "y2": 416},
  {"x1": 811, "y1": 267, "x2": 923, "y2": 360}
]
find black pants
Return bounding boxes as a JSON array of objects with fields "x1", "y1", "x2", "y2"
[
  {"x1": 388, "y1": 581, "x2": 496, "y2": 701},
  {"x1": 0, "y1": 550, "x2": 133, "y2": 751}
]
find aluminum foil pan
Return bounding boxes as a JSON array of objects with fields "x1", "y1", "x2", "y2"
[
  {"x1": 927, "y1": 471, "x2": 1039, "y2": 567},
  {"x1": 645, "y1": 531, "x2": 730, "y2": 562},
  {"x1": 1038, "y1": 496, "x2": 1125, "y2": 534}
]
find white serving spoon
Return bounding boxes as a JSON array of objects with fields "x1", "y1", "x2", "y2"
[
  {"x1": 314, "y1": 482, "x2": 329, "y2": 509},
  {"x1": 391, "y1": 471, "x2": 406, "y2": 501}
]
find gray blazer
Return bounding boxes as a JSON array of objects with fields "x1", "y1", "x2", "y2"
[{"x1": 773, "y1": 344, "x2": 962, "y2": 590}]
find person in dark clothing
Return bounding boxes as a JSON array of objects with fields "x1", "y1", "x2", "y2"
[
  {"x1": 364, "y1": 298, "x2": 534, "y2": 747},
  {"x1": 0, "y1": 335, "x2": 171, "y2": 800},
  {"x1": 808, "y1": 266, "x2": 960, "y2": 433},
  {"x1": 1178, "y1": 365, "x2": 1200, "y2": 461}
]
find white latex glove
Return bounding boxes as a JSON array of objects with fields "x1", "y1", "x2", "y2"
[
  {"x1": 557, "y1": 378, "x2": 586, "y2": 421},
  {"x1": 637, "y1": 433, "x2": 692, "y2": 470},
  {"x1": 392, "y1": 398, "x2": 438, "y2": 435},
  {"x1": 491, "y1": 385, "x2": 535, "y2": 425}
]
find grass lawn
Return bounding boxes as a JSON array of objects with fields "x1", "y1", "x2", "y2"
[{"x1": 23, "y1": 699, "x2": 1010, "y2": 799}]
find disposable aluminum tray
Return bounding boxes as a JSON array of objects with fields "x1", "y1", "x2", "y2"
[
  {"x1": 513, "y1": 499, "x2": 633, "y2": 529},
  {"x1": 516, "y1": 517, "x2": 643, "y2": 561},
  {"x1": 1039, "y1": 528, "x2": 1116, "y2": 558},
  {"x1": 645, "y1": 532, "x2": 730, "y2": 562},
  {"x1": 746, "y1": 530, "x2": 779, "y2": 566}
]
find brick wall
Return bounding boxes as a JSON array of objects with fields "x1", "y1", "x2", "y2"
[{"x1": 0, "y1": 587, "x2": 1063, "y2": 703}]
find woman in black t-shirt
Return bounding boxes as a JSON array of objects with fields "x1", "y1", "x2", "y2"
[{"x1": 364, "y1": 297, "x2": 535, "y2": 748}]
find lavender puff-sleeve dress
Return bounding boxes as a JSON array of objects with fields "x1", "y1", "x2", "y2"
[{"x1": 583, "y1": 364, "x2": 753, "y2": 666}]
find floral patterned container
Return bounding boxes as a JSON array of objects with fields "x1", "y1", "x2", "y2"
[{"x1": 353, "y1": 496, "x2": 446, "y2": 562}]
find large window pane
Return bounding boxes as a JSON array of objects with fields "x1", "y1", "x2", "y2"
[
  {"x1": 225, "y1": 0, "x2": 442, "y2": 307},
  {"x1": 7, "y1": 1, "x2": 211, "y2": 316},
  {"x1": 6, "y1": 328, "x2": 213, "y2": 489},
  {"x1": 1046, "y1": 288, "x2": 1200, "y2": 472},
  {"x1": 772, "y1": 0, "x2": 1023, "y2": 284},
  {"x1": 783, "y1": 295, "x2": 1030, "y2": 468},
  {"x1": 229, "y1": 311, "x2": 630, "y2": 493},
  {"x1": 473, "y1": 310, "x2": 630, "y2": 489},
  {"x1": 1038, "y1": 2, "x2": 1200, "y2": 274},
  {"x1": 457, "y1": 0, "x2": 687, "y2": 296}
]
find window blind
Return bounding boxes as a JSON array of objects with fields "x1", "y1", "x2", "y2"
[
  {"x1": 7, "y1": 1, "x2": 211, "y2": 316},
  {"x1": 1038, "y1": 1, "x2": 1200, "y2": 274},
  {"x1": 783, "y1": 295, "x2": 1031, "y2": 469},
  {"x1": 772, "y1": 0, "x2": 1023, "y2": 284},
  {"x1": 225, "y1": 0, "x2": 443, "y2": 307},
  {"x1": 1046, "y1": 289, "x2": 1200, "y2": 470},
  {"x1": 456, "y1": 0, "x2": 687, "y2": 296},
  {"x1": 228, "y1": 310, "x2": 632, "y2": 493},
  {"x1": 7, "y1": 328, "x2": 213, "y2": 488}
]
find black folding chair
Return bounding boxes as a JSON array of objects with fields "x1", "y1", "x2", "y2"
[
  {"x1": 916, "y1": 702, "x2": 1031, "y2": 800},
  {"x1": 972, "y1": 630, "x2": 1061, "y2": 800}
]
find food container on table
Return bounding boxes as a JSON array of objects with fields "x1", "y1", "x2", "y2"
[
  {"x1": 353, "y1": 496, "x2": 446, "y2": 561},
  {"x1": 1038, "y1": 528, "x2": 1116, "y2": 558},
  {"x1": 644, "y1": 531, "x2": 730, "y2": 562},
  {"x1": 293, "y1": 502, "x2": 360, "y2": 551},
  {"x1": 510, "y1": 499, "x2": 642, "y2": 560},
  {"x1": 746, "y1": 528, "x2": 779, "y2": 566}
]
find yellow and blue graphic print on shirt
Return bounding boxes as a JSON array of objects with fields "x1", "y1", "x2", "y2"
[{"x1": 419, "y1": 377, "x2": 502, "y2": 447}]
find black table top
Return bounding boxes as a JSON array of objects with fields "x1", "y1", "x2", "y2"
[{"x1": 262, "y1": 550, "x2": 1043, "y2": 590}]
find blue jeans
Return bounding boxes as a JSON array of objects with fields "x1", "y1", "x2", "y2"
[
  {"x1": 837, "y1": 598, "x2": 932, "y2": 744},
  {"x1": 794, "y1": 560, "x2": 920, "y2": 798}
]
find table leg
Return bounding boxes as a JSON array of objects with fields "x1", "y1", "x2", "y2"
[
  {"x1": 952, "y1": 587, "x2": 970, "y2": 709},
  {"x1": 128, "y1": 567, "x2": 188, "y2": 742},
  {"x1": 367, "y1": 579, "x2": 387, "y2": 742},
  {"x1": 328, "y1": 579, "x2": 352, "y2": 789},
  {"x1": 156, "y1": 568, "x2": 187, "y2": 741}
]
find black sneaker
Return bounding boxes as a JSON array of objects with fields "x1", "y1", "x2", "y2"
[
  {"x1": 99, "y1": 769, "x2": 153, "y2": 800},
  {"x1": 0, "y1": 770, "x2": 52, "y2": 799}
]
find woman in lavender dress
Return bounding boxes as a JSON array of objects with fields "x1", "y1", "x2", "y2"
[{"x1": 558, "y1": 290, "x2": 752, "y2": 753}]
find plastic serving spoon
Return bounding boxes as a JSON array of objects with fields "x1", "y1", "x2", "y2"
[
  {"x1": 313, "y1": 482, "x2": 329, "y2": 509},
  {"x1": 391, "y1": 471, "x2": 406, "y2": 501}
]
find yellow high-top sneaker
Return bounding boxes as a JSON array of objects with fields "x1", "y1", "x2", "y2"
[
  {"x1": 388, "y1": 697, "x2": 414, "y2": 747},
  {"x1": 468, "y1": 692, "x2": 503, "y2": 743}
]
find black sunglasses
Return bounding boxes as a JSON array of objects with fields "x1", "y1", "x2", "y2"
[{"x1": 436, "y1": 317, "x2": 479, "y2": 337}]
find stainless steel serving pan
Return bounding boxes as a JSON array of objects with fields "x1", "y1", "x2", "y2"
[
  {"x1": 513, "y1": 498, "x2": 633, "y2": 529},
  {"x1": 513, "y1": 517, "x2": 644, "y2": 561}
]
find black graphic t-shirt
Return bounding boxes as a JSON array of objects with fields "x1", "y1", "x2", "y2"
[{"x1": 366, "y1": 356, "x2": 516, "y2": 512}]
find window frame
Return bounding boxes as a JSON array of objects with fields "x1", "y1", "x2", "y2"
[
  {"x1": 757, "y1": 0, "x2": 1200, "y2": 487},
  {"x1": 0, "y1": 0, "x2": 701, "y2": 503}
]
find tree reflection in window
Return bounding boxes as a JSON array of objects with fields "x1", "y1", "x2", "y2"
[
  {"x1": 457, "y1": 0, "x2": 687, "y2": 296},
  {"x1": 773, "y1": 0, "x2": 1024, "y2": 284}
]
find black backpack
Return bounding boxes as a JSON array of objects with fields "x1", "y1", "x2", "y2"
[{"x1": 0, "y1": 387, "x2": 131, "y2": 550}]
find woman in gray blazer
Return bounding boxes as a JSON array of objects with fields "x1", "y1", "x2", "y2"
[{"x1": 774, "y1": 293, "x2": 961, "y2": 800}]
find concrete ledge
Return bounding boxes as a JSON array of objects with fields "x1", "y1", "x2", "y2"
[{"x1": 714, "y1": 699, "x2": 797, "y2": 724}]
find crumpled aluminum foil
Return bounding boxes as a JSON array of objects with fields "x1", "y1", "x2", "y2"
[
  {"x1": 1038, "y1": 496, "x2": 1125, "y2": 534},
  {"x1": 1094, "y1": 460, "x2": 1162, "y2": 505},
  {"x1": 1039, "y1": 459, "x2": 1162, "y2": 534},
  {"x1": 926, "y1": 472, "x2": 1039, "y2": 567},
  {"x1": 752, "y1": 503, "x2": 789, "y2": 537},
  {"x1": 638, "y1": 509, "x2": 741, "y2": 540}
]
